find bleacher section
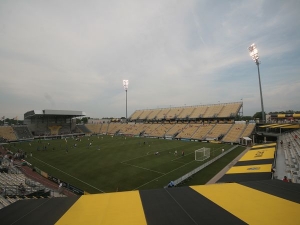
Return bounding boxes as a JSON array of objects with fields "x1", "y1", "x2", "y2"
[
  {"x1": 143, "y1": 124, "x2": 161, "y2": 136},
  {"x1": 203, "y1": 105, "x2": 224, "y2": 118},
  {"x1": 138, "y1": 110, "x2": 152, "y2": 120},
  {"x1": 148, "y1": 124, "x2": 174, "y2": 137},
  {"x1": 165, "y1": 107, "x2": 184, "y2": 120},
  {"x1": 0, "y1": 170, "x2": 51, "y2": 209},
  {"x1": 147, "y1": 110, "x2": 160, "y2": 120},
  {"x1": 222, "y1": 123, "x2": 247, "y2": 143},
  {"x1": 192, "y1": 124, "x2": 215, "y2": 140},
  {"x1": 119, "y1": 123, "x2": 151, "y2": 136},
  {"x1": 99, "y1": 123, "x2": 109, "y2": 134},
  {"x1": 129, "y1": 102, "x2": 242, "y2": 122},
  {"x1": 189, "y1": 106, "x2": 208, "y2": 119},
  {"x1": 176, "y1": 124, "x2": 201, "y2": 139},
  {"x1": 76, "y1": 125, "x2": 91, "y2": 134},
  {"x1": 12, "y1": 126, "x2": 33, "y2": 140},
  {"x1": 240, "y1": 123, "x2": 255, "y2": 138},
  {"x1": 130, "y1": 110, "x2": 143, "y2": 120},
  {"x1": 70, "y1": 101, "x2": 251, "y2": 143},
  {"x1": 0, "y1": 126, "x2": 17, "y2": 141},
  {"x1": 205, "y1": 124, "x2": 232, "y2": 140},
  {"x1": 155, "y1": 108, "x2": 171, "y2": 120},
  {"x1": 177, "y1": 107, "x2": 195, "y2": 119},
  {"x1": 165, "y1": 124, "x2": 186, "y2": 138},
  {"x1": 79, "y1": 121, "x2": 254, "y2": 143},
  {"x1": 85, "y1": 124, "x2": 101, "y2": 134},
  {"x1": 106, "y1": 123, "x2": 124, "y2": 135},
  {"x1": 279, "y1": 130, "x2": 300, "y2": 183}
]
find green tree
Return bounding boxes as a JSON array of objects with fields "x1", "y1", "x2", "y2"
[{"x1": 253, "y1": 111, "x2": 266, "y2": 119}]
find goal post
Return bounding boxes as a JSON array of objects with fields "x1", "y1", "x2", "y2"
[{"x1": 195, "y1": 147, "x2": 210, "y2": 161}]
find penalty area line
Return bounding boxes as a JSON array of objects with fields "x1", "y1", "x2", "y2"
[
  {"x1": 32, "y1": 157, "x2": 105, "y2": 193},
  {"x1": 132, "y1": 158, "x2": 196, "y2": 190},
  {"x1": 121, "y1": 162, "x2": 165, "y2": 175}
]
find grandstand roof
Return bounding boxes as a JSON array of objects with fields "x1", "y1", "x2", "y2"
[
  {"x1": 0, "y1": 180, "x2": 299, "y2": 224},
  {"x1": 24, "y1": 109, "x2": 86, "y2": 119}
]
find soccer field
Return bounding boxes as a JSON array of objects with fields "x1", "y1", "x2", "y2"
[{"x1": 8, "y1": 135, "x2": 241, "y2": 193}]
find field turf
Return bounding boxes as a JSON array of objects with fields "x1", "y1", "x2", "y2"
[{"x1": 8, "y1": 135, "x2": 245, "y2": 193}]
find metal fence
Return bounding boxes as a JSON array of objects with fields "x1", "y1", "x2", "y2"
[{"x1": 166, "y1": 145, "x2": 239, "y2": 187}]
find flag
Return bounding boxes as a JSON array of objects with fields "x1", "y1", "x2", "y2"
[
  {"x1": 1, "y1": 116, "x2": 4, "y2": 120},
  {"x1": 13, "y1": 116, "x2": 18, "y2": 120}
]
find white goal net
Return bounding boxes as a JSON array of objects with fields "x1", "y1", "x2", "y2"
[{"x1": 195, "y1": 147, "x2": 210, "y2": 161}]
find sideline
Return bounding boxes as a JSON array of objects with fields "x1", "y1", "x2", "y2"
[
  {"x1": 121, "y1": 162, "x2": 165, "y2": 175},
  {"x1": 32, "y1": 156, "x2": 105, "y2": 193}
]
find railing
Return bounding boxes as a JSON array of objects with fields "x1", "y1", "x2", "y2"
[
  {"x1": 165, "y1": 145, "x2": 239, "y2": 187},
  {"x1": 1, "y1": 185, "x2": 51, "y2": 198}
]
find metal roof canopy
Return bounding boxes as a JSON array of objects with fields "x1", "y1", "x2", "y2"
[{"x1": 24, "y1": 109, "x2": 86, "y2": 118}]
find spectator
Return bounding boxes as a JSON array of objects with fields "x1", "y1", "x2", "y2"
[
  {"x1": 282, "y1": 176, "x2": 289, "y2": 182},
  {"x1": 58, "y1": 182, "x2": 64, "y2": 196},
  {"x1": 18, "y1": 183, "x2": 25, "y2": 194},
  {"x1": 168, "y1": 181, "x2": 175, "y2": 188}
]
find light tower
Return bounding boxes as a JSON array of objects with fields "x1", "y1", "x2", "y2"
[
  {"x1": 248, "y1": 43, "x2": 265, "y2": 123},
  {"x1": 123, "y1": 80, "x2": 129, "y2": 122}
]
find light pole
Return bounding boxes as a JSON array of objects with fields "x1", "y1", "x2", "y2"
[
  {"x1": 248, "y1": 43, "x2": 265, "y2": 123},
  {"x1": 123, "y1": 80, "x2": 129, "y2": 122}
]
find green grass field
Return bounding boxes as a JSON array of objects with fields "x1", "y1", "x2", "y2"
[{"x1": 8, "y1": 135, "x2": 245, "y2": 194}]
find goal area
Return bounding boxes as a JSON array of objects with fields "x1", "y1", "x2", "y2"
[{"x1": 195, "y1": 147, "x2": 210, "y2": 161}]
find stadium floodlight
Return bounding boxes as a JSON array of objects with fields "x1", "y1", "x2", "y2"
[
  {"x1": 248, "y1": 43, "x2": 265, "y2": 123},
  {"x1": 123, "y1": 80, "x2": 129, "y2": 122}
]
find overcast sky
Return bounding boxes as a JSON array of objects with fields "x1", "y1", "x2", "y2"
[{"x1": 1, "y1": 0, "x2": 300, "y2": 119}]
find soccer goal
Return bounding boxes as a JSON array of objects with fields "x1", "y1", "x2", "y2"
[{"x1": 195, "y1": 147, "x2": 210, "y2": 161}]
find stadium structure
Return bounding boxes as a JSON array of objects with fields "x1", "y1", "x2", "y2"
[
  {"x1": 1, "y1": 102, "x2": 300, "y2": 224},
  {"x1": 24, "y1": 109, "x2": 86, "y2": 136}
]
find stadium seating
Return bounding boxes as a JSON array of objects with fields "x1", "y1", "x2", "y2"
[
  {"x1": 191, "y1": 124, "x2": 215, "y2": 140},
  {"x1": 130, "y1": 110, "x2": 143, "y2": 120},
  {"x1": 205, "y1": 124, "x2": 232, "y2": 140},
  {"x1": 76, "y1": 125, "x2": 91, "y2": 134},
  {"x1": 240, "y1": 123, "x2": 255, "y2": 138},
  {"x1": 12, "y1": 126, "x2": 33, "y2": 139},
  {"x1": 189, "y1": 106, "x2": 208, "y2": 119},
  {"x1": 177, "y1": 107, "x2": 195, "y2": 119},
  {"x1": 106, "y1": 123, "x2": 124, "y2": 135},
  {"x1": 165, "y1": 124, "x2": 187, "y2": 137},
  {"x1": 85, "y1": 124, "x2": 101, "y2": 134},
  {"x1": 222, "y1": 123, "x2": 246, "y2": 143},
  {"x1": 176, "y1": 124, "x2": 201, "y2": 139},
  {"x1": 218, "y1": 103, "x2": 242, "y2": 118},
  {"x1": 165, "y1": 107, "x2": 184, "y2": 120},
  {"x1": 0, "y1": 126, "x2": 17, "y2": 141},
  {"x1": 203, "y1": 105, "x2": 224, "y2": 118},
  {"x1": 99, "y1": 123, "x2": 109, "y2": 134},
  {"x1": 138, "y1": 109, "x2": 153, "y2": 120},
  {"x1": 147, "y1": 109, "x2": 161, "y2": 120},
  {"x1": 148, "y1": 124, "x2": 174, "y2": 137},
  {"x1": 143, "y1": 124, "x2": 161, "y2": 136},
  {"x1": 155, "y1": 108, "x2": 171, "y2": 120}
]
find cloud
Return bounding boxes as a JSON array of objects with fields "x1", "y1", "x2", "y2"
[{"x1": 0, "y1": 0, "x2": 300, "y2": 119}]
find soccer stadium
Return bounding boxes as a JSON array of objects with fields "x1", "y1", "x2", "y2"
[
  {"x1": 0, "y1": 103, "x2": 300, "y2": 224},
  {"x1": 1, "y1": 1, "x2": 300, "y2": 224}
]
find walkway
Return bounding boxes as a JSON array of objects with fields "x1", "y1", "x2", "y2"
[{"x1": 206, "y1": 147, "x2": 249, "y2": 184}]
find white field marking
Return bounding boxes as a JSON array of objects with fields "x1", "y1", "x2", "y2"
[
  {"x1": 121, "y1": 151, "x2": 155, "y2": 163},
  {"x1": 171, "y1": 151, "x2": 194, "y2": 162},
  {"x1": 32, "y1": 157, "x2": 105, "y2": 193},
  {"x1": 133, "y1": 158, "x2": 196, "y2": 190},
  {"x1": 121, "y1": 162, "x2": 165, "y2": 175},
  {"x1": 171, "y1": 160, "x2": 186, "y2": 164},
  {"x1": 133, "y1": 144, "x2": 228, "y2": 190}
]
